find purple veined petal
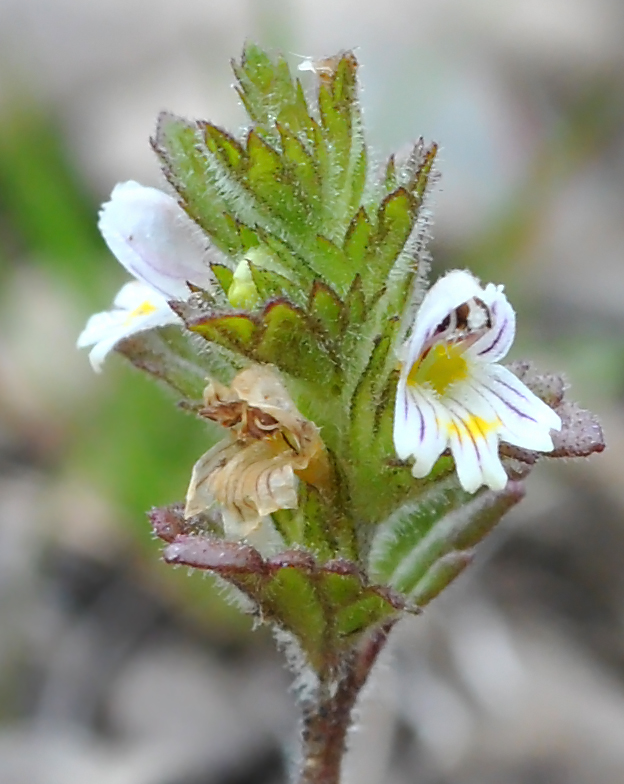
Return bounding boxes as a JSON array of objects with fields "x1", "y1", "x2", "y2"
[
  {"x1": 473, "y1": 428, "x2": 508, "y2": 490},
  {"x1": 442, "y1": 372, "x2": 500, "y2": 423},
  {"x1": 98, "y1": 181, "x2": 214, "y2": 300},
  {"x1": 444, "y1": 413, "x2": 483, "y2": 493},
  {"x1": 463, "y1": 368, "x2": 557, "y2": 452},
  {"x1": 445, "y1": 359, "x2": 560, "y2": 453},
  {"x1": 402, "y1": 270, "x2": 487, "y2": 370},
  {"x1": 393, "y1": 378, "x2": 449, "y2": 477},
  {"x1": 467, "y1": 282, "x2": 516, "y2": 364},
  {"x1": 448, "y1": 369, "x2": 532, "y2": 438},
  {"x1": 393, "y1": 375, "x2": 421, "y2": 460},
  {"x1": 443, "y1": 398, "x2": 508, "y2": 493},
  {"x1": 487, "y1": 364, "x2": 561, "y2": 433},
  {"x1": 486, "y1": 365, "x2": 561, "y2": 440},
  {"x1": 410, "y1": 392, "x2": 451, "y2": 479}
]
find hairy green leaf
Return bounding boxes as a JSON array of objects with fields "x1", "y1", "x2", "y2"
[
  {"x1": 344, "y1": 207, "x2": 373, "y2": 268},
  {"x1": 363, "y1": 188, "x2": 416, "y2": 300},
  {"x1": 154, "y1": 519, "x2": 408, "y2": 674},
  {"x1": 257, "y1": 299, "x2": 340, "y2": 384},
  {"x1": 371, "y1": 481, "x2": 525, "y2": 598},
  {"x1": 248, "y1": 261, "x2": 303, "y2": 305},
  {"x1": 314, "y1": 53, "x2": 366, "y2": 240},
  {"x1": 211, "y1": 263, "x2": 234, "y2": 296},
  {"x1": 152, "y1": 113, "x2": 242, "y2": 256},
  {"x1": 308, "y1": 280, "x2": 344, "y2": 341},
  {"x1": 188, "y1": 312, "x2": 259, "y2": 355}
]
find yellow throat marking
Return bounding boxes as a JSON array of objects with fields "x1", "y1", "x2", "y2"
[
  {"x1": 408, "y1": 343, "x2": 468, "y2": 397},
  {"x1": 125, "y1": 300, "x2": 157, "y2": 324},
  {"x1": 447, "y1": 414, "x2": 500, "y2": 442}
]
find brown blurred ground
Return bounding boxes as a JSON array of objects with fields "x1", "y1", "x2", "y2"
[{"x1": 0, "y1": 1, "x2": 622, "y2": 782}]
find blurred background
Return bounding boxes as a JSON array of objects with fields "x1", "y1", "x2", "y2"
[{"x1": 0, "y1": 0, "x2": 621, "y2": 782}]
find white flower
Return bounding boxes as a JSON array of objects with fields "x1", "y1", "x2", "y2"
[
  {"x1": 78, "y1": 181, "x2": 214, "y2": 371},
  {"x1": 98, "y1": 181, "x2": 214, "y2": 298},
  {"x1": 393, "y1": 270, "x2": 562, "y2": 493},
  {"x1": 77, "y1": 280, "x2": 178, "y2": 371}
]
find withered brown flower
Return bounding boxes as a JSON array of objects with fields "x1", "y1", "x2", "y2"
[{"x1": 185, "y1": 365, "x2": 327, "y2": 537}]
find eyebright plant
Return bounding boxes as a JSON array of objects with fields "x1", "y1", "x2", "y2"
[{"x1": 78, "y1": 46, "x2": 605, "y2": 784}]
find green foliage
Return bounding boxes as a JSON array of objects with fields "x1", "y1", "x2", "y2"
[
  {"x1": 177, "y1": 297, "x2": 342, "y2": 386},
  {"x1": 95, "y1": 44, "x2": 603, "y2": 675},
  {"x1": 130, "y1": 48, "x2": 533, "y2": 627},
  {"x1": 272, "y1": 485, "x2": 338, "y2": 561},
  {"x1": 0, "y1": 101, "x2": 104, "y2": 296},
  {"x1": 347, "y1": 335, "x2": 416, "y2": 523},
  {"x1": 231, "y1": 44, "x2": 314, "y2": 144},
  {"x1": 249, "y1": 261, "x2": 304, "y2": 306},
  {"x1": 152, "y1": 114, "x2": 243, "y2": 257},
  {"x1": 308, "y1": 280, "x2": 345, "y2": 341},
  {"x1": 255, "y1": 300, "x2": 340, "y2": 383},
  {"x1": 150, "y1": 505, "x2": 412, "y2": 675},
  {"x1": 370, "y1": 481, "x2": 525, "y2": 602},
  {"x1": 211, "y1": 263, "x2": 234, "y2": 294},
  {"x1": 155, "y1": 44, "x2": 436, "y2": 311},
  {"x1": 146, "y1": 46, "x2": 440, "y2": 513}
]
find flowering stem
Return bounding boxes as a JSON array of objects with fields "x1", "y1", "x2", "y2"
[{"x1": 297, "y1": 619, "x2": 397, "y2": 784}]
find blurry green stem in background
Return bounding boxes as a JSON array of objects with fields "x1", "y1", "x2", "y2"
[{"x1": 0, "y1": 99, "x2": 101, "y2": 291}]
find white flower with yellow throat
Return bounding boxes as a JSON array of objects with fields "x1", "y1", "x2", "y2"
[
  {"x1": 394, "y1": 270, "x2": 562, "y2": 493},
  {"x1": 78, "y1": 181, "x2": 214, "y2": 371}
]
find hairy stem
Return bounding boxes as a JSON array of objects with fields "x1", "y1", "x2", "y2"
[{"x1": 297, "y1": 620, "x2": 397, "y2": 784}]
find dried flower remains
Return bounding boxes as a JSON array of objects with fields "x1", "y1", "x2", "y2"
[{"x1": 185, "y1": 366, "x2": 328, "y2": 537}]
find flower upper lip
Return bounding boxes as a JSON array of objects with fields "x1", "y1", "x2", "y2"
[
  {"x1": 98, "y1": 181, "x2": 215, "y2": 300},
  {"x1": 78, "y1": 181, "x2": 217, "y2": 371}
]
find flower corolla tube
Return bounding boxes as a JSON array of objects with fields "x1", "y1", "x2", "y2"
[
  {"x1": 393, "y1": 270, "x2": 562, "y2": 493},
  {"x1": 77, "y1": 181, "x2": 213, "y2": 370}
]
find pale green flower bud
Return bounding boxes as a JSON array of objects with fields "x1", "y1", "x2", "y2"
[{"x1": 227, "y1": 258, "x2": 261, "y2": 309}]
